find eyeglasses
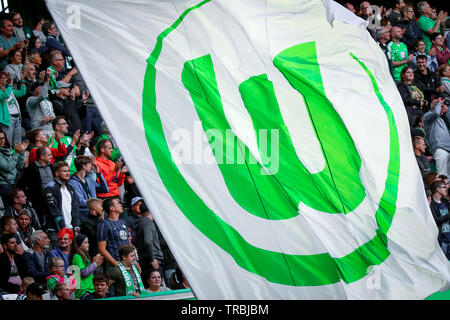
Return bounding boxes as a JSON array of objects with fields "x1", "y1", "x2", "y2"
[{"x1": 56, "y1": 265, "x2": 65, "y2": 268}]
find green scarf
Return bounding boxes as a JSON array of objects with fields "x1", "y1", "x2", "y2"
[{"x1": 117, "y1": 262, "x2": 145, "y2": 296}]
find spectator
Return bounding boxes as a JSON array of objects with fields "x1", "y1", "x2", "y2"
[
  {"x1": 23, "y1": 230, "x2": 50, "y2": 284},
  {"x1": 49, "y1": 228, "x2": 74, "y2": 275},
  {"x1": 16, "y1": 276, "x2": 34, "y2": 300},
  {"x1": 47, "y1": 51, "x2": 77, "y2": 91},
  {"x1": 0, "y1": 234, "x2": 27, "y2": 294},
  {"x1": 412, "y1": 40, "x2": 438, "y2": 72},
  {"x1": 26, "y1": 129, "x2": 68, "y2": 167},
  {"x1": 10, "y1": 12, "x2": 32, "y2": 41},
  {"x1": 414, "y1": 54, "x2": 445, "y2": 102},
  {"x1": 107, "y1": 244, "x2": 145, "y2": 297},
  {"x1": 68, "y1": 155, "x2": 108, "y2": 222},
  {"x1": 28, "y1": 36, "x2": 47, "y2": 56},
  {"x1": 80, "y1": 273, "x2": 114, "y2": 300},
  {"x1": 388, "y1": 26, "x2": 414, "y2": 82},
  {"x1": 388, "y1": 0, "x2": 405, "y2": 25},
  {"x1": 398, "y1": 5, "x2": 421, "y2": 52},
  {"x1": 97, "y1": 197, "x2": 130, "y2": 270},
  {"x1": 53, "y1": 281, "x2": 73, "y2": 300},
  {"x1": 0, "y1": 71, "x2": 26, "y2": 147},
  {"x1": 124, "y1": 196, "x2": 144, "y2": 243},
  {"x1": 343, "y1": 2, "x2": 356, "y2": 14},
  {"x1": 135, "y1": 202, "x2": 163, "y2": 280},
  {"x1": 0, "y1": 216, "x2": 24, "y2": 255},
  {"x1": 423, "y1": 98, "x2": 450, "y2": 176},
  {"x1": 429, "y1": 180, "x2": 450, "y2": 259},
  {"x1": 95, "y1": 122, "x2": 121, "y2": 162},
  {"x1": 31, "y1": 17, "x2": 46, "y2": 44},
  {"x1": 438, "y1": 64, "x2": 450, "y2": 99},
  {"x1": 16, "y1": 210, "x2": 35, "y2": 252},
  {"x1": 413, "y1": 136, "x2": 432, "y2": 178},
  {"x1": 5, "y1": 189, "x2": 41, "y2": 231},
  {"x1": 96, "y1": 139, "x2": 127, "y2": 199},
  {"x1": 26, "y1": 69, "x2": 55, "y2": 136},
  {"x1": 44, "y1": 161, "x2": 80, "y2": 237},
  {"x1": 156, "y1": 224, "x2": 178, "y2": 289},
  {"x1": 70, "y1": 234, "x2": 104, "y2": 299},
  {"x1": 0, "y1": 130, "x2": 27, "y2": 205},
  {"x1": 0, "y1": 19, "x2": 23, "y2": 70},
  {"x1": 376, "y1": 27, "x2": 394, "y2": 79},
  {"x1": 145, "y1": 269, "x2": 170, "y2": 293},
  {"x1": 416, "y1": 1, "x2": 446, "y2": 52},
  {"x1": 28, "y1": 52, "x2": 42, "y2": 76},
  {"x1": 4, "y1": 49, "x2": 23, "y2": 88},
  {"x1": 397, "y1": 66, "x2": 427, "y2": 126},
  {"x1": 123, "y1": 174, "x2": 141, "y2": 210},
  {"x1": 41, "y1": 21, "x2": 70, "y2": 58},
  {"x1": 17, "y1": 146, "x2": 55, "y2": 224},
  {"x1": 430, "y1": 33, "x2": 450, "y2": 66},
  {"x1": 80, "y1": 198, "x2": 103, "y2": 258},
  {"x1": 23, "y1": 281, "x2": 45, "y2": 300},
  {"x1": 52, "y1": 81, "x2": 85, "y2": 135},
  {"x1": 17, "y1": 63, "x2": 38, "y2": 131}
]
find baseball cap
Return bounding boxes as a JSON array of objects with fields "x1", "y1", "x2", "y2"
[{"x1": 131, "y1": 197, "x2": 143, "y2": 207}]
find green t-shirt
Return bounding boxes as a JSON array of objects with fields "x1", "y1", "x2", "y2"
[
  {"x1": 47, "y1": 135, "x2": 78, "y2": 175},
  {"x1": 417, "y1": 15, "x2": 439, "y2": 52},
  {"x1": 387, "y1": 41, "x2": 409, "y2": 82},
  {"x1": 72, "y1": 253, "x2": 95, "y2": 298}
]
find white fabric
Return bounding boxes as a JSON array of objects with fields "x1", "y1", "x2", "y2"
[{"x1": 60, "y1": 184, "x2": 73, "y2": 229}]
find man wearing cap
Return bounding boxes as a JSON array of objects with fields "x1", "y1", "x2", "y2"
[
  {"x1": 0, "y1": 234, "x2": 27, "y2": 294},
  {"x1": 123, "y1": 196, "x2": 144, "y2": 244}
]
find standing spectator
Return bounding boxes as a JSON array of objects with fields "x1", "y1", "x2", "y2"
[
  {"x1": 17, "y1": 63, "x2": 38, "y2": 131},
  {"x1": 438, "y1": 64, "x2": 450, "y2": 99},
  {"x1": 397, "y1": 66, "x2": 427, "y2": 126},
  {"x1": 107, "y1": 244, "x2": 145, "y2": 297},
  {"x1": 412, "y1": 40, "x2": 439, "y2": 72},
  {"x1": 156, "y1": 224, "x2": 178, "y2": 289},
  {"x1": 96, "y1": 139, "x2": 127, "y2": 199},
  {"x1": 123, "y1": 174, "x2": 141, "y2": 209},
  {"x1": 70, "y1": 234, "x2": 104, "y2": 299},
  {"x1": 0, "y1": 216, "x2": 24, "y2": 255},
  {"x1": 32, "y1": 17, "x2": 46, "y2": 45},
  {"x1": 28, "y1": 52, "x2": 42, "y2": 76},
  {"x1": 80, "y1": 198, "x2": 103, "y2": 258},
  {"x1": 416, "y1": 1, "x2": 446, "y2": 52},
  {"x1": 41, "y1": 21, "x2": 70, "y2": 57},
  {"x1": 44, "y1": 161, "x2": 80, "y2": 237},
  {"x1": 0, "y1": 234, "x2": 27, "y2": 293},
  {"x1": 398, "y1": 5, "x2": 421, "y2": 52},
  {"x1": 49, "y1": 228, "x2": 74, "y2": 275},
  {"x1": 414, "y1": 135, "x2": 431, "y2": 179},
  {"x1": 423, "y1": 98, "x2": 450, "y2": 177},
  {"x1": 17, "y1": 146, "x2": 55, "y2": 225},
  {"x1": 28, "y1": 36, "x2": 47, "y2": 56},
  {"x1": 414, "y1": 54, "x2": 445, "y2": 102},
  {"x1": 0, "y1": 130, "x2": 27, "y2": 205},
  {"x1": 429, "y1": 180, "x2": 450, "y2": 259},
  {"x1": 51, "y1": 81, "x2": 85, "y2": 135},
  {"x1": 95, "y1": 122, "x2": 121, "y2": 162},
  {"x1": 11, "y1": 12, "x2": 32, "y2": 41},
  {"x1": 23, "y1": 230, "x2": 50, "y2": 284},
  {"x1": 26, "y1": 69, "x2": 55, "y2": 137},
  {"x1": 80, "y1": 273, "x2": 114, "y2": 300},
  {"x1": 135, "y1": 202, "x2": 163, "y2": 281},
  {"x1": 0, "y1": 19, "x2": 23, "y2": 70},
  {"x1": 376, "y1": 27, "x2": 394, "y2": 79},
  {"x1": 5, "y1": 189, "x2": 41, "y2": 231},
  {"x1": 388, "y1": 26, "x2": 414, "y2": 82},
  {"x1": 0, "y1": 71, "x2": 26, "y2": 147},
  {"x1": 98, "y1": 197, "x2": 130, "y2": 270},
  {"x1": 123, "y1": 196, "x2": 144, "y2": 243},
  {"x1": 68, "y1": 155, "x2": 108, "y2": 222},
  {"x1": 4, "y1": 49, "x2": 23, "y2": 88},
  {"x1": 388, "y1": 0, "x2": 405, "y2": 25},
  {"x1": 47, "y1": 51, "x2": 77, "y2": 91},
  {"x1": 26, "y1": 128, "x2": 68, "y2": 166},
  {"x1": 430, "y1": 33, "x2": 450, "y2": 66}
]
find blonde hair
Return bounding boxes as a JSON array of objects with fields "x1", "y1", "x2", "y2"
[
  {"x1": 21, "y1": 277, "x2": 35, "y2": 292},
  {"x1": 49, "y1": 257, "x2": 65, "y2": 273},
  {"x1": 87, "y1": 198, "x2": 103, "y2": 211}
]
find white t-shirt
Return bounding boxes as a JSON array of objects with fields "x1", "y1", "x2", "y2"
[{"x1": 60, "y1": 185, "x2": 73, "y2": 229}]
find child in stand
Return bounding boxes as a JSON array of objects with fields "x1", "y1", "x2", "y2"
[{"x1": 46, "y1": 257, "x2": 76, "y2": 297}]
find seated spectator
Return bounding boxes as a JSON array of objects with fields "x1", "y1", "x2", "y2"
[
  {"x1": 23, "y1": 281, "x2": 45, "y2": 300},
  {"x1": 80, "y1": 273, "x2": 114, "y2": 300},
  {"x1": 68, "y1": 155, "x2": 108, "y2": 222},
  {"x1": 0, "y1": 130, "x2": 27, "y2": 205},
  {"x1": 415, "y1": 54, "x2": 445, "y2": 102},
  {"x1": 16, "y1": 210, "x2": 35, "y2": 252},
  {"x1": 437, "y1": 64, "x2": 450, "y2": 99},
  {"x1": 3, "y1": 49, "x2": 23, "y2": 87},
  {"x1": 429, "y1": 180, "x2": 450, "y2": 259},
  {"x1": 5, "y1": 188, "x2": 41, "y2": 230},
  {"x1": 411, "y1": 40, "x2": 438, "y2": 72},
  {"x1": 0, "y1": 215, "x2": 24, "y2": 255},
  {"x1": 413, "y1": 136, "x2": 432, "y2": 178},
  {"x1": 397, "y1": 66, "x2": 427, "y2": 126},
  {"x1": 49, "y1": 228, "x2": 74, "y2": 274},
  {"x1": 0, "y1": 234, "x2": 27, "y2": 294},
  {"x1": 80, "y1": 198, "x2": 103, "y2": 258},
  {"x1": 46, "y1": 256, "x2": 75, "y2": 295},
  {"x1": 430, "y1": 33, "x2": 450, "y2": 66},
  {"x1": 107, "y1": 244, "x2": 145, "y2": 297},
  {"x1": 44, "y1": 162, "x2": 80, "y2": 238},
  {"x1": 70, "y1": 234, "x2": 103, "y2": 299},
  {"x1": 24, "y1": 230, "x2": 50, "y2": 284},
  {"x1": 97, "y1": 198, "x2": 130, "y2": 270},
  {"x1": 145, "y1": 269, "x2": 170, "y2": 293},
  {"x1": 423, "y1": 98, "x2": 450, "y2": 176},
  {"x1": 26, "y1": 69, "x2": 55, "y2": 136},
  {"x1": 96, "y1": 139, "x2": 128, "y2": 199},
  {"x1": 0, "y1": 71, "x2": 26, "y2": 147},
  {"x1": 53, "y1": 281, "x2": 73, "y2": 300},
  {"x1": 135, "y1": 202, "x2": 163, "y2": 280},
  {"x1": 17, "y1": 146, "x2": 55, "y2": 224},
  {"x1": 16, "y1": 276, "x2": 34, "y2": 300},
  {"x1": 0, "y1": 18, "x2": 23, "y2": 70}
]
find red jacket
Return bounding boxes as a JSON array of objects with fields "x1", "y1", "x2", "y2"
[
  {"x1": 96, "y1": 156, "x2": 125, "y2": 198},
  {"x1": 28, "y1": 142, "x2": 67, "y2": 164}
]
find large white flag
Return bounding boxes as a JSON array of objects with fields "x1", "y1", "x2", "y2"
[{"x1": 46, "y1": 0, "x2": 450, "y2": 299}]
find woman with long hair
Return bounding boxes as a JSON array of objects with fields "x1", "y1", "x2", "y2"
[
  {"x1": 3, "y1": 49, "x2": 23, "y2": 88},
  {"x1": 397, "y1": 66, "x2": 428, "y2": 126},
  {"x1": 145, "y1": 269, "x2": 171, "y2": 293}
]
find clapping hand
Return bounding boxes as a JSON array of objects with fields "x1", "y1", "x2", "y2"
[{"x1": 14, "y1": 140, "x2": 29, "y2": 153}]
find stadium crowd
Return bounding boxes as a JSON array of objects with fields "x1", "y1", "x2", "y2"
[{"x1": 0, "y1": 0, "x2": 448, "y2": 300}]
